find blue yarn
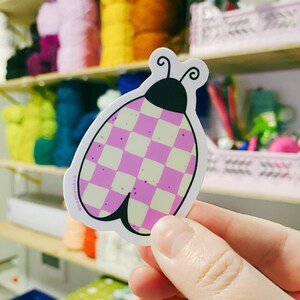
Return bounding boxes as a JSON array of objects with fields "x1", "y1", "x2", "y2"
[
  {"x1": 54, "y1": 143, "x2": 77, "y2": 167},
  {"x1": 56, "y1": 102, "x2": 86, "y2": 127},
  {"x1": 73, "y1": 110, "x2": 99, "y2": 143},
  {"x1": 57, "y1": 80, "x2": 89, "y2": 104},
  {"x1": 118, "y1": 72, "x2": 150, "y2": 95}
]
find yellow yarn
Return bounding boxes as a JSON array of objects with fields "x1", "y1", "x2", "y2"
[
  {"x1": 100, "y1": 0, "x2": 134, "y2": 66},
  {"x1": 1, "y1": 89, "x2": 57, "y2": 163}
]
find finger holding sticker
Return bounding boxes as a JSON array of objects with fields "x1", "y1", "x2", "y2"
[{"x1": 63, "y1": 48, "x2": 208, "y2": 246}]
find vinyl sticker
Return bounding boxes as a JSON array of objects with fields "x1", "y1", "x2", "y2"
[{"x1": 64, "y1": 48, "x2": 209, "y2": 245}]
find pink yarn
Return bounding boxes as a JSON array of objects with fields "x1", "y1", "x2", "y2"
[
  {"x1": 269, "y1": 136, "x2": 300, "y2": 153},
  {"x1": 27, "y1": 52, "x2": 50, "y2": 75},
  {"x1": 63, "y1": 215, "x2": 85, "y2": 250},
  {"x1": 37, "y1": 2, "x2": 60, "y2": 37},
  {"x1": 57, "y1": 0, "x2": 99, "y2": 24},
  {"x1": 40, "y1": 35, "x2": 60, "y2": 68},
  {"x1": 57, "y1": 47, "x2": 99, "y2": 72},
  {"x1": 59, "y1": 21, "x2": 100, "y2": 50}
]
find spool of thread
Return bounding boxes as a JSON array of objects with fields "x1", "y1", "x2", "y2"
[
  {"x1": 37, "y1": 2, "x2": 60, "y2": 37},
  {"x1": 63, "y1": 215, "x2": 85, "y2": 250},
  {"x1": 83, "y1": 226, "x2": 96, "y2": 259}
]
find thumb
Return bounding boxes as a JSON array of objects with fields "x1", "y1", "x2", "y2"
[{"x1": 150, "y1": 216, "x2": 292, "y2": 300}]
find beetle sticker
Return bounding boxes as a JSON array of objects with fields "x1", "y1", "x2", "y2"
[{"x1": 64, "y1": 48, "x2": 209, "y2": 245}]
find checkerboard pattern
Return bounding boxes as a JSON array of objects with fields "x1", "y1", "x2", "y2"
[{"x1": 79, "y1": 97, "x2": 197, "y2": 234}]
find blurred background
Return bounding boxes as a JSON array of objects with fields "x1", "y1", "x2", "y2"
[{"x1": 0, "y1": 0, "x2": 299, "y2": 299}]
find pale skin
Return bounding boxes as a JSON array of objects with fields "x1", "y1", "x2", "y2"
[{"x1": 129, "y1": 201, "x2": 300, "y2": 300}]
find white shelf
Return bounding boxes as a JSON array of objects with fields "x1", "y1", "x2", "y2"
[{"x1": 0, "y1": 221, "x2": 128, "y2": 282}]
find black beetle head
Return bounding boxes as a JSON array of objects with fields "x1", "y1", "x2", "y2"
[{"x1": 144, "y1": 55, "x2": 200, "y2": 114}]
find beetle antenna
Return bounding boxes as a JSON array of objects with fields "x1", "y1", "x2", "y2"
[
  {"x1": 179, "y1": 67, "x2": 200, "y2": 82},
  {"x1": 157, "y1": 56, "x2": 171, "y2": 78}
]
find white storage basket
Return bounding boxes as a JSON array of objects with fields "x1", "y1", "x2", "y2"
[
  {"x1": 203, "y1": 138, "x2": 300, "y2": 200},
  {"x1": 189, "y1": 1, "x2": 300, "y2": 56}
]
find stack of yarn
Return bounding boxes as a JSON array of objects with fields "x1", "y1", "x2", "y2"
[
  {"x1": 1, "y1": 88, "x2": 56, "y2": 163},
  {"x1": 0, "y1": 12, "x2": 14, "y2": 82},
  {"x1": 100, "y1": 0, "x2": 134, "y2": 66},
  {"x1": 54, "y1": 80, "x2": 88, "y2": 166},
  {"x1": 34, "y1": 88, "x2": 57, "y2": 165},
  {"x1": 132, "y1": 0, "x2": 185, "y2": 60},
  {"x1": 57, "y1": 0, "x2": 100, "y2": 72},
  {"x1": 28, "y1": 1, "x2": 61, "y2": 75}
]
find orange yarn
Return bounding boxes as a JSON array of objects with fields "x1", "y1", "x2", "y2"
[
  {"x1": 83, "y1": 226, "x2": 97, "y2": 259},
  {"x1": 132, "y1": 0, "x2": 178, "y2": 34},
  {"x1": 63, "y1": 215, "x2": 85, "y2": 250},
  {"x1": 132, "y1": 0, "x2": 186, "y2": 60},
  {"x1": 133, "y1": 32, "x2": 169, "y2": 60}
]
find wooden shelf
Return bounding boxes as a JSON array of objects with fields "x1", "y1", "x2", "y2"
[
  {"x1": 0, "y1": 0, "x2": 44, "y2": 22},
  {"x1": 0, "y1": 159, "x2": 67, "y2": 176},
  {"x1": 0, "y1": 221, "x2": 129, "y2": 281},
  {"x1": 1, "y1": 44, "x2": 300, "y2": 92}
]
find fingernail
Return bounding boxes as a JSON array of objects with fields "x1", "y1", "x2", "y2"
[{"x1": 151, "y1": 216, "x2": 194, "y2": 259}]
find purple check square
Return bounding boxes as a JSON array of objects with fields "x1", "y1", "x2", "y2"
[
  {"x1": 186, "y1": 155, "x2": 197, "y2": 174},
  {"x1": 106, "y1": 127, "x2": 130, "y2": 149},
  {"x1": 131, "y1": 179, "x2": 156, "y2": 205},
  {"x1": 101, "y1": 190, "x2": 126, "y2": 213},
  {"x1": 108, "y1": 111, "x2": 119, "y2": 124},
  {"x1": 141, "y1": 208, "x2": 166, "y2": 230},
  {"x1": 133, "y1": 113, "x2": 158, "y2": 138},
  {"x1": 146, "y1": 141, "x2": 171, "y2": 164},
  {"x1": 79, "y1": 179, "x2": 89, "y2": 196},
  {"x1": 174, "y1": 129, "x2": 195, "y2": 152},
  {"x1": 160, "y1": 110, "x2": 183, "y2": 126},
  {"x1": 119, "y1": 152, "x2": 143, "y2": 177},
  {"x1": 170, "y1": 195, "x2": 184, "y2": 214},
  {"x1": 157, "y1": 167, "x2": 183, "y2": 194},
  {"x1": 85, "y1": 142, "x2": 103, "y2": 162},
  {"x1": 126, "y1": 98, "x2": 143, "y2": 111},
  {"x1": 85, "y1": 204, "x2": 100, "y2": 217},
  {"x1": 90, "y1": 164, "x2": 116, "y2": 189}
]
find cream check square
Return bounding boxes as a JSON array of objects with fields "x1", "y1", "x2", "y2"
[
  {"x1": 178, "y1": 174, "x2": 193, "y2": 197},
  {"x1": 82, "y1": 183, "x2": 108, "y2": 208},
  {"x1": 98, "y1": 145, "x2": 123, "y2": 170},
  {"x1": 128, "y1": 200, "x2": 149, "y2": 227},
  {"x1": 166, "y1": 148, "x2": 191, "y2": 172},
  {"x1": 111, "y1": 171, "x2": 136, "y2": 195},
  {"x1": 99, "y1": 210, "x2": 110, "y2": 217},
  {"x1": 150, "y1": 188, "x2": 175, "y2": 214},
  {"x1": 81, "y1": 160, "x2": 96, "y2": 181},
  {"x1": 138, "y1": 158, "x2": 164, "y2": 185},
  {"x1": 180, "y1": 117, "x2": 191, "y2": 130},
  {"x1": 125, "y1": 132, "x2": 151, "y2": 157},
  {"x1": 141, "y1": 99, "x2": 162, "y2": 118},
  {"x1": 152, "y1": 120, "x2": 179, "y2": 147},
  {"x1": 94, "y1": 123, "x2": 113, "y2": 144},
  {"x1": 114, "y1": 107, "x2": 139, "y2": 131}
]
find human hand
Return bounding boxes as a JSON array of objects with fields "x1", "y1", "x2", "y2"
[{"x1": 129, "y1": 201, "x2": 300, "y2": 299}]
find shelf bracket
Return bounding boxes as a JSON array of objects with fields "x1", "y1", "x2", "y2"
[
  {"x1": 5, "y1": 167, "x2": 41, "y2": 185},
  {"x1": 0, "y1": 89, "x2": 20, "y2": 105}
]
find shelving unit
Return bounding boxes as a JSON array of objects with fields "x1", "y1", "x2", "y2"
[
  {"x1": 0, "y1": 221, "x2": 129, "y2": 282},
  {"x1": 0, "y1": 44, "x2": 300, "y2": 92},
  {"x1": 1, "y1": 157, "x2": 299, "y2": 203}
]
